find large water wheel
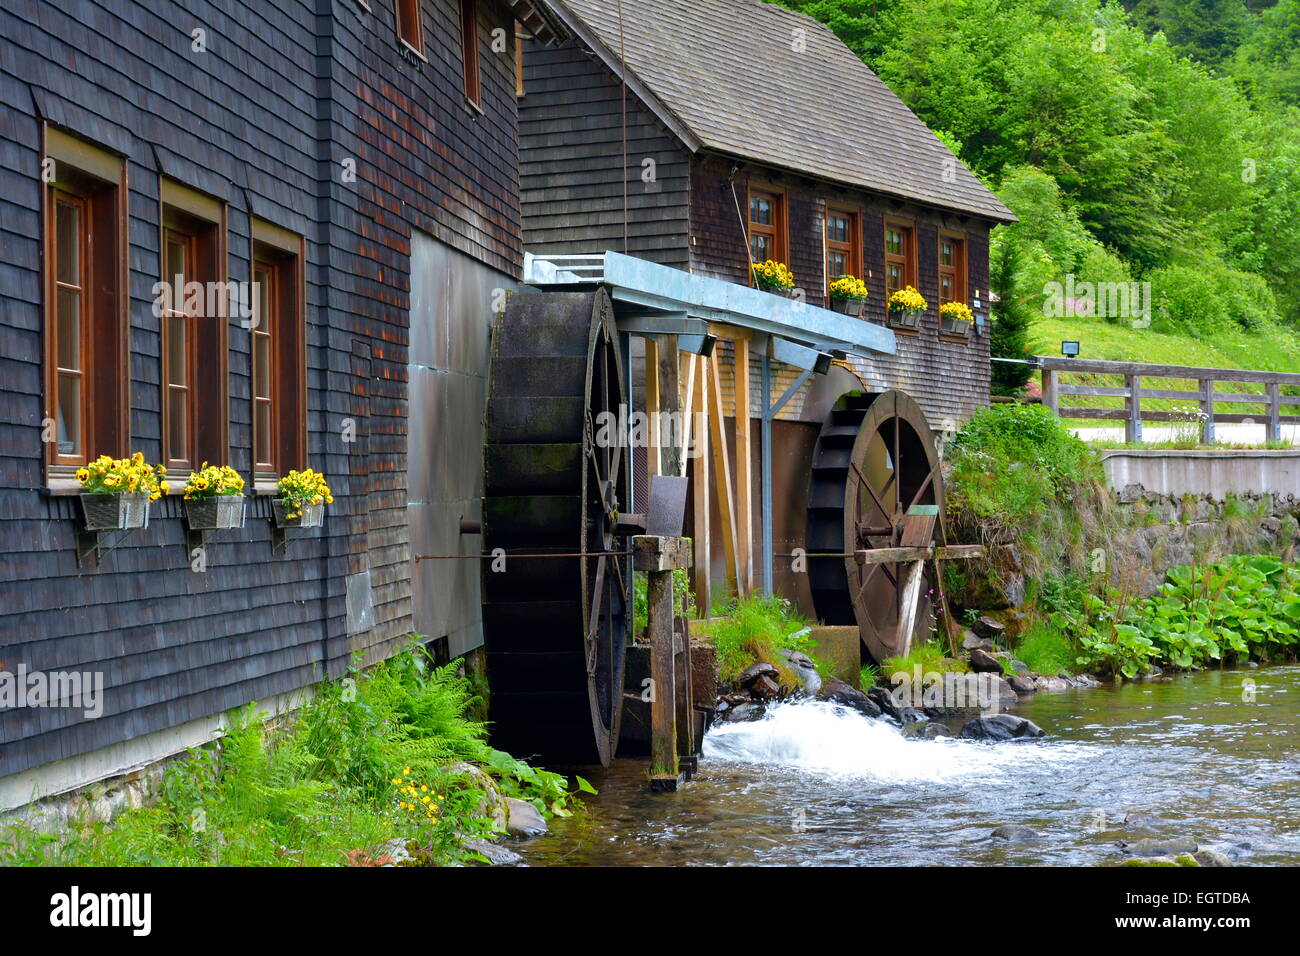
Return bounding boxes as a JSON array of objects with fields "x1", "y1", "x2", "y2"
[
  {"x1": 806, "y1": 390, "x2": 947, "y2": 664},
  {"x1": 481, "y1": 290, "x2": 630, "y2": 766}
]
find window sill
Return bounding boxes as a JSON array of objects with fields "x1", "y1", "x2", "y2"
[
  {"x1": 464, "y1": 97, "x2": 484, "y2": 117},
  {"x1": 398, "y1": 38, "x2": 428, "y2": 64},
  {"x1": 889, "y1": 325, "x2": 922, "y2": 337},
  {"x1": 938, "y1": 333, "x2": 972, "y2": 344}
]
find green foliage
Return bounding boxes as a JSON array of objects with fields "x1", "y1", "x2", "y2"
[
  {"x1": 1013, "y1": 622, "x2": 1077, "y2": 676},
  {"x1": 988, "y1": 234, "x2": 1034, "y2": 395},
  {"x1": 2, "y1": 642, "x2": 589, "y2": 867},
  {"x1": 881, "y1": 639, "x2": 966, "y2": 676},
  {"x1": 1055, "y1": 556, "x2": 1300, "y2": 677},
  {"x1": 696, "y1": 594, "x2": 816, "y2": 683},
  {"x1": 633, "y1": 567, "x2": 697, "y2": 633},
  {"x1": 1149, "y1": 261, "x2": 1283, "y2": 335}
]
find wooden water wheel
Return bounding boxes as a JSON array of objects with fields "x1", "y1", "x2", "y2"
[
  {"x1": 480, "y1": 290, "x2": 630, "y2": 766},
  {"x1": 805, "y1": 390, "x2": 951, "y2": 665}
]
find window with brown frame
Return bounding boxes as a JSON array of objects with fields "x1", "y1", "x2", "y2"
[
  {"x1": 884, "y1": 220, "x2": 918, "y2": 328},
  {"x1": 43, "y1": 128, "x2": 128, "y2": 475},
  {"x1": 160, "y1": 182, "x2": 227, "y2": 472},
  {"x1": 748, "y1": 188, "x2": 785, "y2": 268},
  {"x1": 461, "y1": 0, "x2": 481, "y2": 105},
  {"x1": 939, "y1": 232, "x2": 969, "y2": 335},
  {"x1": 826, "y1": 206, "x2": 860, "y2": 290},
  {"x1": 251, "y1": 224, "x2": 306, "y2": 480},
  {"x1": 396, "y1": 0, "x2": 423, "y2": 53}
]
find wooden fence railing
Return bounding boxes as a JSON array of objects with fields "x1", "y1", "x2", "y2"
[{"x1": 1036, "y1": 356, "x2": 1300, "y2": 443}]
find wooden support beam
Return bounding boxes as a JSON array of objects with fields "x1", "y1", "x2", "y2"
[
  {"x1": 1268, "y1": 382, "x2": 1282, "y2": 443},
  {"x1": 691, "y1": 356, "x2": 711, "y2": 616},
  {"x1": 635, "y1": 535, "x2": 693, "y2": 792},
  {"x1": 894, "y1": 560, "x2": 926, "y2": 659},
  {"x1": 934, "y1": 544, "x2": 985, "y2": 560},
  {"x1": 707, "y1": 354, "x2": 740, "y2": 596},
  {"x1": 1199, "y1": 378, "x2": 1216, "y2": 443},
  {"x1": 853, "y1": 546, "x2": 933, "y2": 565},
  {"x1": 733, "y1": 336, "x2": 753, "y2": 597},
  {"x1": 1125, "y1": 374, "x2": 1142, "y2": 444},
  {"x1": 644, "y1": 336, "x2": 661, "y2": 476},
  {"x1": 658, "y1": 335, "x2": 681, "y2": 479}
]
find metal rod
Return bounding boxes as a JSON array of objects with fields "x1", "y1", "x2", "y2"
[{"x1": 415, "y1": 550, "x2": 632, "y2": 562}]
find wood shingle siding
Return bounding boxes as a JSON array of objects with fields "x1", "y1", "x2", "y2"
[{"x1": 0, "y1": 0, "x2": 537, "y2": 788}]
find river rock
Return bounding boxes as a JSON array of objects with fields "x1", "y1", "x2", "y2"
[
  {"x1": 749, "y1": 674, "x2": 781, "y2": 701},
  {"x1": 1006, "y1": 674, "x2": 1037, "y2": 696},
  {"x1": 718, "y1": 701, "x2": 766, "y2": 723},
  {"x1": 504, "y1": 798, "x2": 548, "y2": 839},
  {"x1": 738, "y1": 662, "x2": 779, "y2": 687},
  {"x1": 818, "y1": 676, "x2": 882, "y2": 718},
  {"x1": 962, "y1": 630, "x2": 994, "y2": 652},
  {"x1": 1123, "y1": 811, "x2": 1165, "y2": 829},
  {"x1": 1120, "y1": 836, "x2": 1199, "y2": 856},
  {"x1": 450, "y1": 761, "x2": 508, "y2": 832},
  {"x1": 1193, "y1": 848, "x2": 1234, "y2": 867},
  {"x1": 1072, "y1": 673, "x2": 1102, "y2": 687},
  {"x1": 462, "y1": 838, "x2": 527, "y2": 866},
  {"x1": 1033, "y1": 675, "x2": 1072, "y2": 691},
  {"x1": 972, "y1": 615, "x2": 1007, "y2": 640},
  {"x1": 990, "y1": 824, "x2": 1041, "y2": 842},
  {"x1": 968, "y1": 648, "x2": 1003, "y2": 674},
  {"x1": 866, "y1": 686, "x2": 902, "y2": 721},
  {"x1": 959, "y1": 714, "x2": 1046, "y2": 741}
]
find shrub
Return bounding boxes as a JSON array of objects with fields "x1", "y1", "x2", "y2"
[{"x1": 696, "y1": 594, "x2": 817, "y2": 684}]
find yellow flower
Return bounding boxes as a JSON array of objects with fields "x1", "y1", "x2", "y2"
[{"x1": 75, "y1": 467, "x2": 89, "y2": 483}]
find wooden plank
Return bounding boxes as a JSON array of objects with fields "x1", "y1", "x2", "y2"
[
  {"x1": 646, "y1": 565, "x2": 679, "y2": 785},
  {"x1": 1268, "y1": 382, "x2": 1282, "y2": 443},
  {"x1": 733, "y1": 336, "x2": 753, "y2": 597},
  {"x1": 894, "y1": 560, "x2": 926, "y2": 659},
  {"x1": 1042, "y1": 368, "x2": 1058, "y2": 415},
  {"x1": 658, "y1": 335, "x2": 681, "y2": 478},
  {"x1": 679, "y1": 351, "x2": 697, "y2": 478},
  {"x1": 1200, "y1": 378, "x2": 1215, "y2": 443},
  {"x1": 690, "y1": 355, "x2": 711, "y2": 616},
  {"x1": 935, "y1": 544, "x2": 985, "y2": 560},
  {"x1": 1036, "y1": 356, "x2": 1300, "y2": 386},
  {"x1": 644, "y1": 336, "x2": 661, "y2": 477},
  {"x1": 707, "y1": 354, "x2": 740, "y2": 594},
  {"x1": 1125, "y1": 374, "x2": 1142, "y2": 444},
  {"x1": 854, "y1": 546, "x2": 933, "y2": 564}
]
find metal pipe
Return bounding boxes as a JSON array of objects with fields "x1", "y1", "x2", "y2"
[{"x1": 761, "y1": 353, "x2": 773, "y2": 596}]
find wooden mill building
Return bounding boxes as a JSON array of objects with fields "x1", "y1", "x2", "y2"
[
  {"x1": 0, "y1": 0, "x2": 565, "y2": 810},
  {"x1": 518, "y1": 0, "x2": 1015, "y2": 608}
]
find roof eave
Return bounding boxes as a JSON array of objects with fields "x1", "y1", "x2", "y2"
[{"x1": 506, "y1": 0, "x2": 572, "y2": 46}]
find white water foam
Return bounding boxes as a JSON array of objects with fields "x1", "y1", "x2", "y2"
[{"x1": 703, "y1": 701, "x2": 1092, "y2": 785}]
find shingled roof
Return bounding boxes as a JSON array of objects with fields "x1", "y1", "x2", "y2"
[{"x1": 548, "y1": 0, "x2": 1015, "y2": 223}]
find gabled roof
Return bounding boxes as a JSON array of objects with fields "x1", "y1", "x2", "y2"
[{"x1": 547, "y1": 0, "x2": 1015, "y2": 223}]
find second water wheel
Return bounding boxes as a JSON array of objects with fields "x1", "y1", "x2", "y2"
[{"x1": 805, "y1": 390, "x2": 948, "y2": 664}]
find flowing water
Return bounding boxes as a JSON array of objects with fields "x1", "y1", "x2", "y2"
[{"x1": 518, "y1": 665, "x2": 1300, "y2": 866}]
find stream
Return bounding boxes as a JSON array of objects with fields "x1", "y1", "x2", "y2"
[{"x1": 518, "y1": 665, "x2": 1300, "y2": 866}]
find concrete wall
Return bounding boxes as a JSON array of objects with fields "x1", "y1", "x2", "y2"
[{"x1": 1100, "y1": 449, "x2": 1300, "y2": 499}]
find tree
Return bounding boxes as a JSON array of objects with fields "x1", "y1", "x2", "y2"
[{"x1": 988, "y1": 234, "x2": 1035, "y2": 396}]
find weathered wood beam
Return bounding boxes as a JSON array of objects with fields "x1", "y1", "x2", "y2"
[
  {"x1": 645, "y1": 336, "x2": 661, "y2": 477},
  {"x1": 734, "y1": 336, "x2": 753, "y2": 597},
  {"x1": 707, "y1": 355, "x2": 740, "y2": 593},
  {"x1": 691, "y1": 356, "x2": 711, "y2": 616}
]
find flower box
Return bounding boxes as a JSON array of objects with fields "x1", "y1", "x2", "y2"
[
  {"x1": 830, "y1": 297, "x2": 867, "y2": 318},
  {"x1": 273, "y1": 500, "x2": 325, "y2": 529},
  {"x1": 941, "y1": 315, "x2": 972, "y2": 336},
  {"x1": 888, "y1": 307, "x2": 923, "y2": 329},
  {"x1": 185, "y1": 496, "x2": 246, "y2": 531},
  {"x1": 81, "y1": 492, "x2": 151, "y2": 531}
]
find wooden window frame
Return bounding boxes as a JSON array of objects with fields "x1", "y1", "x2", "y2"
[
  {"x1": 938, "y1": 230, "x2": 970, "y2": 337},
  {"x1": 395, "y1": 0, "x2": 424, "y2": 55},
  {"x1": 159, "y1": 182, "x2": 228, "y2": 475},
  {"x1": 461, "y1": 0, "x2": 481, "y2": 107},
  {"x1": 883, "y1": 218, "x2": 919, "y2": 331},
  {"x1": 42, "y1": 127, "x2": 129, "y2": 479},
  {"x1": 746, "y1": 185, "x2": 787, "y2": 278},
  {"x1": 250, "y1": 222, "x2": 307, "y2": 484},
  {"x1": 825, "y1": 205, "x2": 861, "y2": 302}
]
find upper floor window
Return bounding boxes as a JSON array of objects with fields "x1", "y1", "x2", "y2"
[
  {"x1": 250, "y1": 221, "x2": 307, "y2": 481},
  {"x1": 43, "y1": 128, "x2": 128, "y2": 473},
  {"x1": 826, "y1": 206, "x2": 860, "y2": 287},
  {"x1": 160, "y1": 181, "x2": 227, "y2": 472},
  {"x1": 939, "y1": 232, "x2": 970, "y2": 336},
  {"x1": 884, "y1": 219, "x2": 917, "y2": 327},
  {"x1": 461, "y1": 0, "x2": 481, "y2": 105},
  {"x1": 396, "y1": 0, "x2": 423, "y2": 54},
  {"x1": 748, "y1": 188, "x2": 785, "y2": 267}
]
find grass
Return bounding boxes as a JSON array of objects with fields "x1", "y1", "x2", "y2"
[
  {"x1": 1013, "y1": 623, "x2": 1076, "y2": 676},
  {"x1": 0, "y1": 642, "x2": 588, "y2": 867},
  {"x1": 693, "y1": 594, "x2": 817, "y2": 685},
  {"x1": 880, "y1": 639, "x2": 967, "y2": 678},
  {"x1": 1034, "y1": 316, "x2": 1300, "y2": 428}
]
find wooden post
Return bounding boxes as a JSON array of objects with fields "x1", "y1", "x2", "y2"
[
  {"x1": 690, "y1": 355, "x2": 711, "y2": 616},
  {"x1": 733, "y1": 336, "x2": 753, "y2": 596},
  {"x1": 658, "y1": 335, "x2": 681, "y2": 479},
  {"x1": 1199, "y1": 378, "x2": 1215, "y2": 444},
  {"x1": 644, "y1": 336, "x2": 661, "y2": 476},
  {"x1": 707, "y1": 353, "x2": 740, "y2": 595},
  {"x1": 1042, "y1": 367, "x2": 1058, "y2": 416},
  {"x1": 1267, "y1": 381, "x2": 1282, "y2": 444},
  {"x1": 634, "y1": 535, "x2": 693, "y2": 793},
  {"x1": 1125, "y1": 374, "x2": 1142, "y2": 444}
]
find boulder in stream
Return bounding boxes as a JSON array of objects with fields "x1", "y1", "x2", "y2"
[
  {"x1": 990, "y1": 823, "x2": 1041, "y2": 843},
  {"x1": 968, "y1": 648, "x2": 1003, "y2": 674},
  {"x1": 504, "y1": 798, "x2": 548, "y2": 839},
  {"x1": 959, "y1": 714, "x2": 1046, "y2": 741},
  {"x1": 1120, "y1": 836, "x2": 1199, "y2": 856}
]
